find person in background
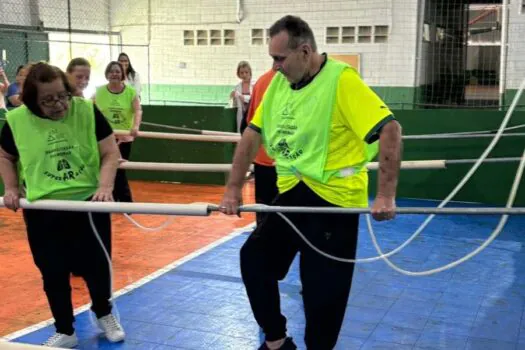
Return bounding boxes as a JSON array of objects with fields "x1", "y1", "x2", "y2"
[
  {"x1": 0, "y1": 67, "x2": 9, "y2": 112},
  {"x1": 94, "y1": 61, "x2": 142, "y2": 203},
  {"x1": 6, "y1": 65, "x2": 29, "y2": 109},
  {"x1": 230, "y1": 61, "x2": 254, "y2": 133},
  {"x1": 118, "y1": 53, "x2": 141, "y2": 98},
  {"x1": 66, "y1": 58, "x2": 91, "y2": 97},
  {"x1": 0, "y1": 62, "x2": 125, "y2": 348}
]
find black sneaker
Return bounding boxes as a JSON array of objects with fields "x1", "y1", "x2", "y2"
[{"x1": 258, "y1": 337, "x2": 297, "y2": 350}]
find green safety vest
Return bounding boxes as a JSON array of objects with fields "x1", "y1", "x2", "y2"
[
  {"x1": 6, "y1": 98, "x2": 100, "y2": 201},
  {"x1": 262, "y1": 58, "x2": 378, "y2": 183},
  {"x1": 95, "y1": 85, "x2": 136, "y2": 131}
]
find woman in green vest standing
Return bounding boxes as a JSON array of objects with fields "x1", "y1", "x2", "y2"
[
  {"x1": 94, "y1": 61, "x2": 142, "y2": 203},
  {"x1": 0, "y1": 62, "x2": 125, "y2": 348}
]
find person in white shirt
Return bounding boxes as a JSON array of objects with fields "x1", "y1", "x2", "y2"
[
  {"x1": 118, "y1": 53, "x2": 141, "y2": 99},
  {"x1": 230, "y1": 60, "x2": 254, "y2": 133}
]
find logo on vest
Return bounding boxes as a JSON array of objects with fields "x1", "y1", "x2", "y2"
[
  {"x1": 44, "y1": 160, "x2": 86, "y2": 182},
  {"x1": 270, "y1": 138, "x2": 303, "y2": 161},
  {"x1": 279, "y1": 103, "x2": 294, "y2": 120},
  {"x1": 57, "y1": 159, "x2": 71, "y2": 171},
  {"x1": 109, "y1": 108, "x2": 123, "y2": 125},
  {"x1": 47, "y1": 128, "x2": 67, "y2": 145}
]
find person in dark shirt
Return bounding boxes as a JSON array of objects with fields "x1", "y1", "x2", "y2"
[{"x1": 0, "y1": 62, "x2": 125, "y2": 348}]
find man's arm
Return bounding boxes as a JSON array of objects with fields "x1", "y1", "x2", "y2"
[
  {"x1": 220, "y1": 128, "x2": 261, "y2": 214},
  {"x1": 377, "y1": 120, "x2": 402, "y2": 197},
  {"x1": 227, "y1": 127, "x2": 261, "y2": 188},
  {"x1": 372, "y1": 119, "x2": 402, "y2": 220}
]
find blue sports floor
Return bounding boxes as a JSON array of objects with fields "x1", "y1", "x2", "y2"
[{"x1": 6, "y1": 198, "x2": 525, "y2": 349}]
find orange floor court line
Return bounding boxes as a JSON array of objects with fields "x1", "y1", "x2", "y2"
[{"x1": 0, "y1": 180, "x2": 255, "y2": 337}]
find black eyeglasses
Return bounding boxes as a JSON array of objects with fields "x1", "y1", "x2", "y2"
[{"x1": 40, "y1": 92, "x2": 72, "y2": 107}]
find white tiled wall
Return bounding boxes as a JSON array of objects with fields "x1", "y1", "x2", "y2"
[{"x1": 111, "y1": 0, "x2": 420, "y2": 87}]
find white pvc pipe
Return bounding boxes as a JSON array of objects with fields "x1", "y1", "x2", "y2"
[
  {"x1": 367, "y1": 160, "x2": 445, "y2": 170},
  {"x1": 2, "y1": 198, "x2": 525, "y2": 216},
  {"x1": 139, "y1": 121, "x2": 238, "y2": 136},
  {"x1": 120, "y1": 162, "x2": 245, "y2": 172},
  {"x1": 113, "y1": 130, "x2": 240, "y2": 143},
  {"x1": 0, "y1": 198, "x2": 210, "y2": 216},
  {"x1": 120, "y1": 160, "x2": 447, "y2": 172},
  {"x1": 202, "y1": 130, "x2": 239, "y2": 136},
  {"x1": 229, "y1": 205, "x2": 525, "y2": 216}
]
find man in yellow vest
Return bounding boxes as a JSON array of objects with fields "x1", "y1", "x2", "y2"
[{"x1": 220, "y1": 15, "x2": 402, "y2": 350}]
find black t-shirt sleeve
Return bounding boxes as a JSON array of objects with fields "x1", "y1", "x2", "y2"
[
  {"x1": 0, "y1": 123, "x2": 18, "y2": 157},
  {"x1": 94, "y1": 105, "x2": 113, "y2": 141}
]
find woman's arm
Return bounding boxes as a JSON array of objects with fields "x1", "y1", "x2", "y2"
[
  {"x1": 0, "y1": 69, "x2": 9, "y2": 94},
  {"x1": 130, "y1": 96, "x2": 142, "y2": 137},
  {"x1": 0, "y1": 147, "x2": 20, "y2": 210},
  {"x1": 92, "y1": 134, "x2": 120, "y2": 202}
]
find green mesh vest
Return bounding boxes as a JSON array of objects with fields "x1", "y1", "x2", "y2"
[
  {"x1": 262, "y1": 58, "x2": 378, "y2": 183},
  {"x1": 95, "y1": 85, "x2": 136, "y2": 131},
  {"x1": 6, "y1": 98, "x2": 100, "y2": 201}
]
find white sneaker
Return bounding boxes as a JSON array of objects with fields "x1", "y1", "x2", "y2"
[
  {"x1": 42, "y1": 332, "x2": 78, "y2": 348},
  {"x1": 97, "y1": 314, "x2": 125, "y2": 342}
]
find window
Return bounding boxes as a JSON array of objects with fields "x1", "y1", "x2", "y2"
[
  {"x1": 251, "y1": 29, "x2": 264, "y2": 45},
  {"x1": 197, "y1": 30, "x2": 208, "y2": 46},
  {"x1": 326, "y1": 27, "x2": 340, "y2": 44},
  {"x1": 374, "y1": 26, "x2": 388, "y2": 43},
  {"x1": 210, "y1": 30, "x2": 221, "y2": 45},
  {"x1": 358, "y1": 26, "x2": 372, "y2": 43},
  {"x1": 223, "y1": 29, "x2": 235, "y2": 45},
  {"x1": 342, "y1": 27, "x2": 355, "y2": 43},
  {"x1": 183, "y1": 30, "x2": 195, "y2": 46}
]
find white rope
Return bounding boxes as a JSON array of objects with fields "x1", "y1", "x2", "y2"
[
  {"x1": 403, "y1": 132, "x2": 525, "y2": 140},
  {"x1": 87, "y1": 212, "x2": 121, "y2": 327},
  {"x1": 123, "y1": 214, "x2": 176, "y2": 232},
  {"x1": 360, "y1": 77, "x2": 525, "y2": 275},
  {"x1": 135, "y1": 119, "x2": 525, "y2": 139},
  {"x1": 113, "y1": 128, "x2": 525, "y2": 143},
  {"x1": 422, "y1": 122, "x2": 525, "y2": 136},
  {"x1": 365, "y1": 145, "x2": 525, "y2": 275}
]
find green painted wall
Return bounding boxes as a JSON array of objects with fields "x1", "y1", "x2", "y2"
[
  {"x1": 0, "y1": 30, "x2": 49, "y2": 81},
  {"x1": 126, "y1": 106, "x2": 236, "y2": 185},
  {"x1": 140, "y1": 84, "x2": 418, "y2": 108},
  {"x1": 368, "y1": 110, "x2": 525, "y2": 205},
  {"x1": 2, "y1": 107, "x2": 525, "y2": 206}
]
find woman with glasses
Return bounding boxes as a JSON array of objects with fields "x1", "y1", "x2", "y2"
[
  {"x1": 94, "y1": 61, "x2": 142, "y2": 203},
  {"x1": 0, "y1": 62, "x2": 125, "y2": 348}
]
